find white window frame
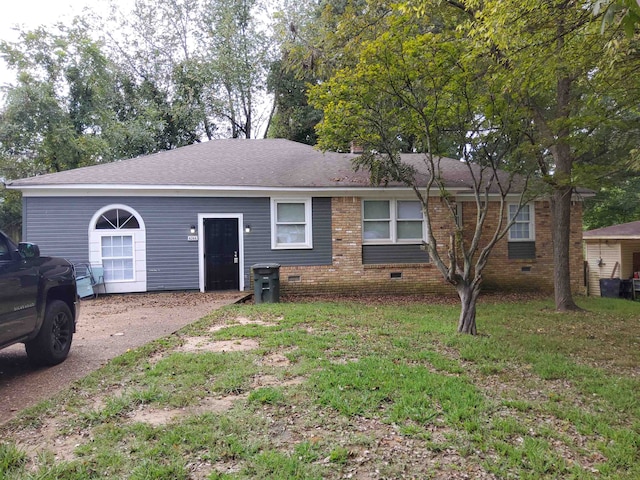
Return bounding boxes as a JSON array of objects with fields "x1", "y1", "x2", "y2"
[
  {"x1": 508, "y1": 203, "x2": 535, "y2": 241},
  {"x1": 271, "y1": 198, "x2": 313, "y2": 249},
  {"x1": 362, "y1": 199, "x2": 426, "y2": 244},
  {"x1": 100, "y1": 234, "x2": 135, "y2": 282},
  {"x1": 88, "y1": 204, "x2": 147, "y2": 293}
]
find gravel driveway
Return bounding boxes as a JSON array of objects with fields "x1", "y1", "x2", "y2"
[{"x1": 0, "y1": 291, "x2": 247, "y2": 425}]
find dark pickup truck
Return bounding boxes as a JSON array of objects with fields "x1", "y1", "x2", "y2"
[{"x1": 0, "y1": 229, "x2": 78, "y2": 366}]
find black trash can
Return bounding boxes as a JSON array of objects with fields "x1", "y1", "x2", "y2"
[
  {"x1": 620, "y1": 279, "x2": 633, "y2": 300},
  {"x1": 600, "y1": 278, "x2": 621, "y2": 298},
  {"x1": 252, "y1": 263, "x2": 280, "y2": 304}
]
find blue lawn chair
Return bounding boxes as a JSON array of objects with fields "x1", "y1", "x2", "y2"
[{"x1": 74, "y1": 263, "x2": 105, "y2": 298}]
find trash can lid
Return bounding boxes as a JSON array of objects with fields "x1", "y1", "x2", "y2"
[{"x1": 252, "y1": 263, "x2": 281, "y2": 269}]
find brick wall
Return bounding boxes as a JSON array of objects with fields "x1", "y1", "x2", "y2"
[
  {"x1": 279, "y1": 196, "x2": 584, "y2": 296},
  {"x1": 478, "y1": 200, "x2": 584, "y2": 293}
]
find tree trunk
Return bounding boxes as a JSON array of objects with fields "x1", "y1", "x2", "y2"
[
  {"x1": 264, "y1": 95, "x2": 277, "y2": 139},
  {"x1": 551, "y1": 185, "x2": 580, "y2": 311},
  {"x1": 457, "y1": 282, "x2": 480, "y2": 335},
  {"x1": 203, "y1": 116, "x2": 213, "y2": 141},
  {"x1": 549, "y1": 70, "x2": 579, "y2": 312}
]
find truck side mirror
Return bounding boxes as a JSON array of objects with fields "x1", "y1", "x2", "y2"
[{"x1": 18, "y1": 242, "x2": 40, "y2": 259}]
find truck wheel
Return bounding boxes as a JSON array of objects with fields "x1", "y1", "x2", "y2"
[{"x1": 25, "y1": 300, "x2": 74, "y2": 366}]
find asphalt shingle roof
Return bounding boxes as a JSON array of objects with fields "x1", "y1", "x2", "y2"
[
  {"x1": 7, "y1": 138, "x2": 512, "y2": 191},
  {"x1": 583, "y1": 220, "x2": 640, "y2": 239}
]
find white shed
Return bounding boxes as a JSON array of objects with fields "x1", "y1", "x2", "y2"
[{"x1": 583, "y1": 221, "x2": 640, "y2": 297}]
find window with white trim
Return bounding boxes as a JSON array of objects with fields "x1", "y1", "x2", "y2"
[
  {"x1": 363, "y1": 200, "x2": 424, "y2": 243},
  {"x1": 271, "y1": 198, "x2": 313, "y2": 249},
  {"x1": 101, "y1": 235, "x2": 134, "y2": 281},
  {"x1": 96, "y1": 208, "x2": 140, "y2": 230},
  {"x1": 508, "y1": 204, "x2": 534, "y2": 241},
  {"x1": 94, "y1": 208, "x2": 139, "y2": 282}
]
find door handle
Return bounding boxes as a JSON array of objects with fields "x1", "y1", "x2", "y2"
[{"x1": 234, "y1": 251, "x2": 238, "y2": 264}]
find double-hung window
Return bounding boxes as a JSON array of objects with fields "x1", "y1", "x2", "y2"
[
  {"x1": 95, "y1": 208, "x2": 139, "y2": 282},
  {"x1": 363, "y1": 200, "x2": 424, "y2": 243},
  {"x1": 271, "y1": 198, "x2": 313, "y2": 249},
  {"x1": 508, "y1": 204, "x2": 534, "y2": 241},
  {"x1": 101, "y1": 236, "x2": 134, "y2": 281},
  {"x1": 363, "y1": 201, "x2": 391, "y2": 241}
]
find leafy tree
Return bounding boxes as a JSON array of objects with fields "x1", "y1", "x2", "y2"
[
  {"x1": 100, "y1": 0, "x2": 213, "y2": 144},
  {"x1": 103, "y1": 0, "x2": 272, "y2": 139},
  {"x1": 199, "y1": 0, "x2": 272, "y2": 138},
  {"x1": 584, "y1": 177, "x2": 640, "y2": 230},
  {"x1": 265, "y1": 59, "x2": 321, "y2": 144},
  {"x1": 595, "y1": 0, "x2": 640, "y2": 35},
  {"x1": 384, "y1": 0, "x2": 639, "y2": 310},
  {"x1": 0, "y1": 23, "x2": 114, "y2": 175},
  {"x1": 0, "y1": 186, "x2": 22, "y2": 241},
  {"x1": 309, "y1": 3, "x2": 537, "y2": 334},
  {"x1": 267, "y1": 0, "x2": 384, "y2": 143},
  {"x1": 454, "y1": 0, "x2": 640, "y2": 311},
  {"x1": 308, "y1": 0, "x2": 640, "y2": 316}
]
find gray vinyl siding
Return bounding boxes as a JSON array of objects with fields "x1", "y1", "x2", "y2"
[
  {"x1": 508, "y1": 241, "x2": 536, "y2": 260},
  {"x1": 22, "y1": 197, "x2": 92, "y2": 265},
  {"x1": 362, "y1": 244, "x2": 429, "y2": 265},
  {"x1": 23, "y1": 196, "x2": 332, "y2": 291}
]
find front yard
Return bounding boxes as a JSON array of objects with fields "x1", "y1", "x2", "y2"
[{"x1": 1, "y1": 294, "x2": 638, "y2": 479}]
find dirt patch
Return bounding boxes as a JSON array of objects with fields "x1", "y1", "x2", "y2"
[
  {"x1": 127, "y1": 393, "x2": 249, "y2": 426},
  {"x1": 178, "y1": 337, "x2": 260, "y2": 353},
  {"x1": 260, "y1": 352, "x2": 292, "y2": 367},
  {"x1": 252, "y1": 374, "x2": 304, "y2": 388},
  {"x1": 178, "y1": 314, "x2": 280, "y2": 353},
  {"x1": 13, "y1": 420, "x2": 78, "y2": 464},
  {"x1": 209, "y1": 315, "x2": 278, "y2": 332}
]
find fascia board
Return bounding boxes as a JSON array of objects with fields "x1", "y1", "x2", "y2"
[
  {"x1": 11, "y1": 184, "x2": 475, "y2": 198},
  {"x1": 583, "y1": 235, "x2": 640, "y2": 241}
]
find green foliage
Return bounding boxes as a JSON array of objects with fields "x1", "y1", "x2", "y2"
[
  {"x1": 143, "y1": 350, "x2": 256, "y2": 401},
  {"x1": 312, "y1": 355, "x2": 485, "y2": 425},
  {"x1": 596, "y1": 0, "x2": 640, "y2": 36},
  {"x1": 0, "y1": 24, "x2": 115, "y2": 176},
  {"x1": 583, "y1": 177, "x2": 640, "y2": 230},
  {"x1": 0, "y1": 19, "x2": 207, "y2": 206},
  {"x1": 306, "y1": 0, "x2": 640, "y2": 312},
  {"x1": 0, "y1": 187, "x2": 21, "y2": 240},
  {"x1": 198, "y1": 0, "x2": 272, "y2": 138},
  {"x1": 248, "y1": 387, "x2": 286, "y2": 405},
  {"x1": 0, "y1": 442, "x2": 27, "y2": 475},
  {"x1": 265, "y1": 60, "x2": 321, "y2": 144},
  {"x1": 328, "y1": 446, "x2": 349, "y2": 465},
  {"x1": 244, "y1": 450, "x2": 323, "y2": 479},
  {"x1": 128, "y1": 459, "x2": 189, "y2": 480}
]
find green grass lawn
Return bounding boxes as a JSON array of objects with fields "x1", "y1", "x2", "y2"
[{"x1": 1, "y1": 294, "x2": 638, "y2": 479}]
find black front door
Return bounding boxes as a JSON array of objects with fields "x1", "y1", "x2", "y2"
[{"x1": 204, "y1": 218, "x2": 239, "y2": 291}]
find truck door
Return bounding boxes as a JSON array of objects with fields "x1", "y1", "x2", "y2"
[{"x1": 0, "y1": 236, "x2": 39, "y2": 345}]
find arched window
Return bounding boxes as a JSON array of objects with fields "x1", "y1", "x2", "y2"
[
  {"x1": 95, "y1": 209, "x2": 140, "y2": 230},
  {"x1": 89, "y1": 205, "x2": 147, "y2": 293}
]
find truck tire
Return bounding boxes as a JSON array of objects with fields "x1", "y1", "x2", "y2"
[{"x1": 25, "y1": 300, "x2": 74, "y2": 366}]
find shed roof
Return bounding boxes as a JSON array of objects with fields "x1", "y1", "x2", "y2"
[
  {"x1": 583, "y1": 220, "x2": 640, "y2": 240},
  {"x1": 7, "y1": 139, "x2": 518, "y2": 193}
]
